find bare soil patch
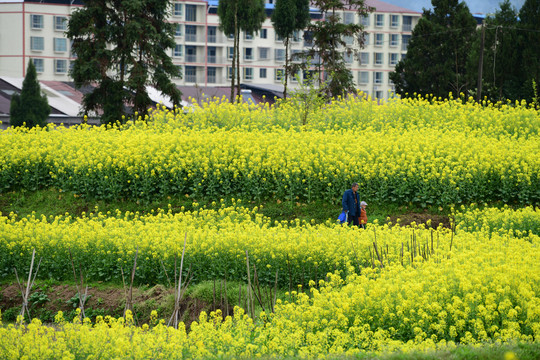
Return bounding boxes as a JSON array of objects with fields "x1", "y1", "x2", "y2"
[{"x1": 0, "y1": 282, "x2": 224, "y2": 329}]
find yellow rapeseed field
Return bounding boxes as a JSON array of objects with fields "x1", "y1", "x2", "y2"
[
  {"x1": 0, "y1": 96, "x2": 539, "y2": 358},
  {"x1": 0, "y1": 95, "x2": 538, "y2": 205}
]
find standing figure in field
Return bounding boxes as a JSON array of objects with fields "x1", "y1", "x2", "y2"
[
  {"x1": 342, "y1": 182, "x2": 360, "y2": 227},
  {"x1": 359, "y1": 201, "x2": 368, "y2": 229}
]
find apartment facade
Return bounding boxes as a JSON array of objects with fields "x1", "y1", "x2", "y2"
[{"x1": 0, "y1": 0, "x2": 420, "y2": 100}]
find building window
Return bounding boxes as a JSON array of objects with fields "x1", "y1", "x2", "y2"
[
  {"x1": 208, "y1": 26, "x2": 217, "y2": 43},
  {"x1": 275, "y1": 69, "x2": 283, "y2": 81},
  {"x1": 358, "y1": 71, "x2": 369, "y2": 84},
  {"x1": 344, "y1": 52, "x2": 353, "y2": 64},
  {"x1": 173, "y1": 44, "x2": 183, "y2": 57},
  {"x1": 292, "y1": 30, "x2": 301, "y2": 42},
  {"x1": 375, "y1": 33, "x2": 384, "y2": 46},
  {"x1": 31, "y1": 14, "x2": 43, "y2": 29},
  {"x1": 227, "y1": 66, "x2": 238, "y2": 80},
  {"x1": 275, "y1": 33, "x2": 283, "y2": 42},
  {"x1": 54, "y1": 38, "x2": 67, "y2": 52},
  {"x1": 374, "y1": 72, "x2": 383, "y2": 84},
  {"x1": 344, "y1": 35, "x2": 353, "y2": 45},
  {"x1": 244, "y1": 67, "x2": 253, "y2": 80},
  {"x1": 375, "y1": 14, "x2": 384, "y2": 27},
  {"x1": 54, "y1": 16, "x2": 67, "y2": 31},
  {"x1": 185, "y1": 25, "x2": 197, "y2": 42},
  {"x1": 259, "y1": 68, "x2": 267, "y2": 78},
  {"x1": 375, "y1": 91, "x2": 384, "y2": 100},
  {"x1": 344, "y1": 12, "x2": 354, "y2": 24},
  {"x1": 259, "y1": 47, "x2": 269, "y2": 60},
  {"x1": 260, "y1": 29, "x2": 267, "y2": 39},
  {"x1": 375, "y1": 52, "x2": 383, "y2": 65},
  {"x1": 274, "y1": 48, "x2": 285, "y2": 62},
  {"x1": 207, "y1": 47, "x2": 216, "y2": 63},
  {"x1": 207, "y1": 67, "x2": 216, "y2": 83},
  {"x1": 391, "y1": 15, "x2": 399, "y2": 28},
  {"x1": 291, "y1": 49, "x2": 301, "y2": 62},
  {"x1": 227, "y1": 47, "x2": 234, "y2": 60},
  {"x1": 30, "y1": 36, "x2": 44, "y2": 51},
  {"x1": 361, "y1": 15, "x2": 369, "y2": 26},
  {"x1": 245, "y1": 32, "x2": 253, "y2": 40},
  {"x1": 303, "y1": 30, "x2": 313, "y2": 47},
  {"x1": 244, "y1": 48, "x2": 253, "y2": 60},
  {"x1": 55, "y1": 59, "x2": 67, "y2": 73},
  {"x1": 185, "y1": 5, "x2": 197, "y2": 21},
  {"x1": 175, "y1": 24, "x2": 183, "y2": 37},
  {"x1": 402, "y1": 34, "x2": 411, "y2": 51},
  {"x1": 389, "y1": 53, "x2": 399, "y2": 65},
  {"x1": 173, "y1": 3, "x2": 183, "y2": 16},
  {"x1": 31, "y1": 58, "x2": 44, "y2": 73},
  {"x1": 185, "y1": 66, "x2": 196, "y2": 82},
  {"x1": 390, "y1": 34, "x2": 399, "y2": 47},
  {"x1": 360, "y1": 52, "x2": 369, "y2": 65},
  {"x1": 364, "y1": 33, "x2": 370, "y2": 45},
  {"x1": 403, "y1": 16, "x2": 412, "y2": 31}
]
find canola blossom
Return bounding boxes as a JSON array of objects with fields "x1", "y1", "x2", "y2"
[
  {"x1": 0, "y1": 203, "x2": 454, "y2": 286},
  {"x1": 454, "y1": 205, "x2": 540, "y2": 238},
  {"x1": 0, "y1": 210, "x2": 539, "y2": 358},
  {"x1": 0, "y1": 96, "x2": 539, "y2": 206}
]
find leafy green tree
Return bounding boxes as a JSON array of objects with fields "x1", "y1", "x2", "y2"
[
  {"x1": 517, "y1": 0, "x2": 540, "y2": 103},
  {"x1": 218, "y1": 0, "x2": 265, "y2": 102},
  {"x1": 271, "y1": 0, "x2": 310, "y2": 99},
  {"x1": 390, "y1": 0, "x2": 476, "y2": 99},
  {"x1": 300, "y1": 0, "x2": 371, "y2": 99},
  {"x1": 475, "y1": 0, "x2": 520, "y2": 102},
  {"x1": 10, "y1": 61, "x2": 50, "y2": 128},
  {"x1": 67, "y1": 0, "x2": 182, "y2": 125}
]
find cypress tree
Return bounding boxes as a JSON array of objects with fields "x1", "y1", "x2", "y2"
[{"x1": 10, "y1": 61, "x2": 50, "y2": 128}]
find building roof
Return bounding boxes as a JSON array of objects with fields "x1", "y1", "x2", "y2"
[{"x1": 364, "y1": 0, "x2": 420, "y2": 14}]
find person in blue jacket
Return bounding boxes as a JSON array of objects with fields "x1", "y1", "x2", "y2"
[{"x1": 342, "y1": 182, "x2": 361, "y2": 227}]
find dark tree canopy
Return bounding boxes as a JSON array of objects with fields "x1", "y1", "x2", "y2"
[
  {"x1": 471, "y1": 0, "x2": 521, "y2": 101},
  {"x1": 10, "y1": 61, "x2": 50, "y2": 128},
  {"x1": 389, "y1": 0, "x2": 476, "y2": 99},
  {"x1": 517, "y1": 0, "x2": 540, "y2": 102},
  {"x1": 67, "y1": 0, "x2": 182, "y2": 124}
]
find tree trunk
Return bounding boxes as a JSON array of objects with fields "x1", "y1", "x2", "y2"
[{"x1": 284, "y1": 36, "x2": 289, "y2": 99}]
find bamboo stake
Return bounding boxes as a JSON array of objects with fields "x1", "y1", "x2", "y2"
[
  {"x1": 245, "y1": 250, "x2": 255, "y2": 319},
  {"x1": 169, "y1": 233, "x2": 188, "y2": 329},
  {"x1": 160, "y1": 260, "x2": 172, "y2": 288},
  {"x1": 373, "y1": 241, "x2": 383, "y2": 269},
  {"x1": 224, "y1": 277, "x2": 229, "y2": 317},
  {"x1": 400, "y1": 242, "x2": 404, "y2": 266}
]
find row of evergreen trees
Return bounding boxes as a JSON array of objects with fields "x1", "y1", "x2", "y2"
[{"x1": 390, "y1": 0, "x2": 540, "y2": 104}]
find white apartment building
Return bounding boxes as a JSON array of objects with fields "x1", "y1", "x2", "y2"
[{"x1": 0, "y1": 0, "x2": 420, "y2": 101}]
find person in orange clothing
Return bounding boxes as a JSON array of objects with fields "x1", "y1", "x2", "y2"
[{"x1": 359, "y1": 201, "x2": 368, "y2": 229}]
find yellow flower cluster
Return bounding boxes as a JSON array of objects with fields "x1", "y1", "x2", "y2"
[
  {"x1": 1, "y1": 216, "x2": 538, "y2": 357},
  {"x1": 0, "y1": 203, "x2": 453, "y2": 285},
  {"x1": 0, "y1": 96, "x2": 538, "y2": 205},
  {"x1": 454, "y1": 205, "x2": 540, "y2": 238}
]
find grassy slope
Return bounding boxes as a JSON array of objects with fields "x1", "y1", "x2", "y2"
[{"x1": 0, "y1": 188, "x2": 451, "y2": 227}]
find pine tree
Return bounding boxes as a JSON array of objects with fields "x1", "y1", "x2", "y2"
[
  {"x1": 67, "y1": 0, "x2": 182, "y2": 124},
  {"x1": 10, "y1": 61, "x2": 50, "y2": 128},
  {"x1": 390, "y1": 0, "x2": 476, "y2": 99},
  {"x1": 517, "y1": 0, "x2": 540, "y2": 103}
]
